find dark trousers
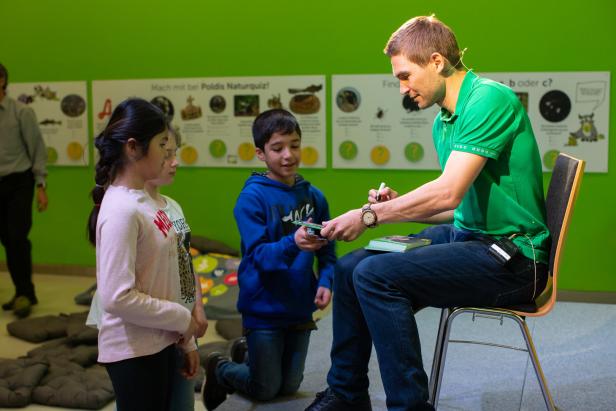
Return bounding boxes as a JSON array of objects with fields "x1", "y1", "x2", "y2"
[
  {"x1": 0, "y1": 169, "x2": 35, "y2": 300},
  {"x1": 105, "y1": 344, "x2": 177, "y2": 411}
]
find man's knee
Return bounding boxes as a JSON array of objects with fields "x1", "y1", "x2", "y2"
[
  {"x1": 352, "y1": 256, "x2": 402, "y2": 296},
  {"x1": 333, "y1": 252, "x2": 365, "y2": 292},
  {"x1": 336, "y1": 251, "x2": 363, "y2": 277}
]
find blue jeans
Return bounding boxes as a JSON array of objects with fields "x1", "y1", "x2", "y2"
[
  {"x1": 326, "y1": 225, "x2": 547, "y2": 411},
  {"x1": 169, "y1": 346, "x2": 195, "y2": 411},
  {"x1": 217, "y1": 328, "x2": 312, "y2": 401}
]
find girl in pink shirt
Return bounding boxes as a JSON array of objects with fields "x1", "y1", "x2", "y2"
[{"x1": 87, "y1": 98, "x2": 198, "y2": 411}]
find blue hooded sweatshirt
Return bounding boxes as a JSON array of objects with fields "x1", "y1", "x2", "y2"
[{"x1": 233, "y1": 173, "x2": 336, "y2": 329}]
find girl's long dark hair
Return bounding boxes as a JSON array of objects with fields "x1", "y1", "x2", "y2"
[{"x1": 87, "y1": 98, "x2": 167, "y2": 245}]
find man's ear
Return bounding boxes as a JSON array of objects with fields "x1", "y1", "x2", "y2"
[
  {"x1": 255, "y1": 147, "x2": 265, "y2": 161},
  {"x1": 430, "y1": 52, "x2": 446, "y2": 73}
]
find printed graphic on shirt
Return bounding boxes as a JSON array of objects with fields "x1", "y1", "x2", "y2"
[
  {"x1": 275, "y1": 200, "x2": 315, "y2": 235},
  {"x1": 176, "y1": 231, "x2": 196, "y2": 305},
  {"x1": 168, "y1": 214, "x2": 195, "y2": 305},
  {"x1": 153, "y1": 210, "x2": 173, "y2": 237}
]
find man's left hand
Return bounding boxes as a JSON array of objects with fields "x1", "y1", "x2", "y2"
[
  {"x1": 36, "y1": 186, "x2": 48, "y2": 212},
  {"x1": 321, "y1": 209, "x2": 366, "y2": 242}
]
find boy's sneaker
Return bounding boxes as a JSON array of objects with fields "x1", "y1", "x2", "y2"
[
  {"x1": 230, "y1": 337, "x2": 247, "y2": 363},
  {"x1": 304, "y1": 388, "x2": 372, "y2": 411},
  {"x1": 201, "y1": 352, "x2": 229, "y2": 410}
]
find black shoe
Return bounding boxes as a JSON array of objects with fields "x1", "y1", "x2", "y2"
[
  {"x1": 2, "y1": 295, "x2": 38, "y2": 311},
  {"x1": 201, "y1": 352, "x2": 229, "y2": 410},
  {"x1": 13, "y1": 296, "x2": 32, "y2": 319},
  {"x1": 305, "y1": 388, "x2": 372, "y2": 411},
  {"x1": 1, "y1": 297, "x2": 15, "y2": 311},
  {"x1": 230, "y1": 337, "x2": 247, "y2": 363}
]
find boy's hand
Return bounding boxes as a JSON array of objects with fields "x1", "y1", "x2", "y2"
[
  {"x1": 294, "y1": 218, "x2": 328, "y2": 251},
  {"x1": 181, "y1": 350, "x2": 200, "y2": 379},
  {"x1": 368, "y1": 185, "x2": 398, "y2": 204},
  {"x1": 314, "y1": 286, "x2": 331, "y2": 309}
]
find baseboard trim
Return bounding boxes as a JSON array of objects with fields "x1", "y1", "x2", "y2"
[
  {"x1": 0, "y1": 262, "x2": 95, "y2": 277},
  {"x1": 558, "y1": 290, "x2": 616, "y2": 304}
]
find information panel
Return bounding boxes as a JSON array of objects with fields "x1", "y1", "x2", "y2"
[
  {"x1": 92, "y1": 76, "x2": 326, "y2": 168},
  {"x1": 10, "y1": 81, "x2": 89, "y2": 166}
]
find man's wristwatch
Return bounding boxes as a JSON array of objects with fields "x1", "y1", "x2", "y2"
[{"x1": 361, "y1": 204, "x2": 378, "y2": 228}]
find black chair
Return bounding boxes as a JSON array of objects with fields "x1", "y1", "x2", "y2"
[{"x1": 428, "y1": 153, "x2": 585, "y2": 410}]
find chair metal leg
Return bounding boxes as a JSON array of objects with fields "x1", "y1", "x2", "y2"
[
  {"x1": 431, "y1": 307, "x2": 557, "y2": 411},
  {"x1": 428, "y1": 308, "x2": 453, "y2": 408},
  {"x1": 511, "y1": 315, "x2": 557, "y2": 411}
]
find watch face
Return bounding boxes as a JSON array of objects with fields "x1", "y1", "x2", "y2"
[{"x1": 362, "y1": 210, "x2": 376, "y2": 226}]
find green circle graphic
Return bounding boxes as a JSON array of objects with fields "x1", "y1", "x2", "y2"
[
  {"x1": 543, "y1": 150, "x2": 560, "y2": 170},
  {"x1": 209, "y1": 139, "x2": 227, "y2": 158},
  {"x1": 404, "y1": 142, "x2": 424, "y2": 163},
  {"x1": 339, "y1": 140, "x2": 358, "y2": 160},
  {"x1": 47, "y1": 147, "x2": 58, "y2": 164}
]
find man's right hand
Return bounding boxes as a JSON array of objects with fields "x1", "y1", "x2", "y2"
[{"x1": 368, "y1": 185, "x2": 398, "y2": 204}]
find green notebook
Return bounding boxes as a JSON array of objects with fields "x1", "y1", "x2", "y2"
[{"x1": 365, "y1": 235, "x2": 431, "y2": 253}]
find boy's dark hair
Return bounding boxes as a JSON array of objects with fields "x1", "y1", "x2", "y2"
[
  {"x1": 87, "y1": 98, "x2": 167, "y2": 245},
  {"x1": 0, "y1": 63, "x2": 8, "y2": 90},
  {"x1": 252, "y1": 109, "x2": 301, "y2": 150}
]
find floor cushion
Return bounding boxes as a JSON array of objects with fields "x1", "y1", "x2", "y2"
[
  {"x1": 0, "y1": 358, "x2": 48, "y2": 408},
  {"x1": 32, "y1": 360, "x2": 113, "y2": 410}
]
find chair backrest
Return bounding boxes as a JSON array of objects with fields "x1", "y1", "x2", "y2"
[{"x1": 533, "y1": 153, "x2": 585, "y2": 315}]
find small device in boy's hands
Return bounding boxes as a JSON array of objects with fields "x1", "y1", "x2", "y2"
[{"x1": 292, "y1": 220, "x2": 324, "y2": 237}]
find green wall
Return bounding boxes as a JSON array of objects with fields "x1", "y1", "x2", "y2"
[{"x1": 1, "y1": 0, "x2": 614, "y2": 291}]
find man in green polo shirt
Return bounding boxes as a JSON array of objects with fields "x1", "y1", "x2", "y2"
[{"x1": 306, "y1": 16, "x2": 549, "y2": 411}]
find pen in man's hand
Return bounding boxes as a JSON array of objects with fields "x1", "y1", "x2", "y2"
[{"x1": 376, "y1": 182, "x2": 386, "y2": 202}]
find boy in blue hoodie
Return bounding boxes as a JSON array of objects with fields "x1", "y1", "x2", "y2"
[{"x1": 202, "y1": 109, "x2": 336, "y2": 410}]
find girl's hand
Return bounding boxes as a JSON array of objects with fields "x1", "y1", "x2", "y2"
[
  {"x1": 181, "y1": 350, "x2": 200, "y2": 379},
  {"x1": 179, "y1": 317, "x2": 197, "y2": 344},
  {"x1": 191, "y1": 304, "x2": 208, "y2": 338}
]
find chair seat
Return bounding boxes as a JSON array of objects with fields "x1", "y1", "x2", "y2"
[{"x1": 498, "y1": 302, "x2": 539, "y2": 314}]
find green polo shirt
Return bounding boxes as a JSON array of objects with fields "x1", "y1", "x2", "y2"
[{"x1": 432, "y1": 71, "x2": 549, "y2": 264}]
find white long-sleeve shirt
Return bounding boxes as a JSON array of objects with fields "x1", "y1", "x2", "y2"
[{"x1": 96, "y1": 185, "x2": 193, "y2": 363}]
